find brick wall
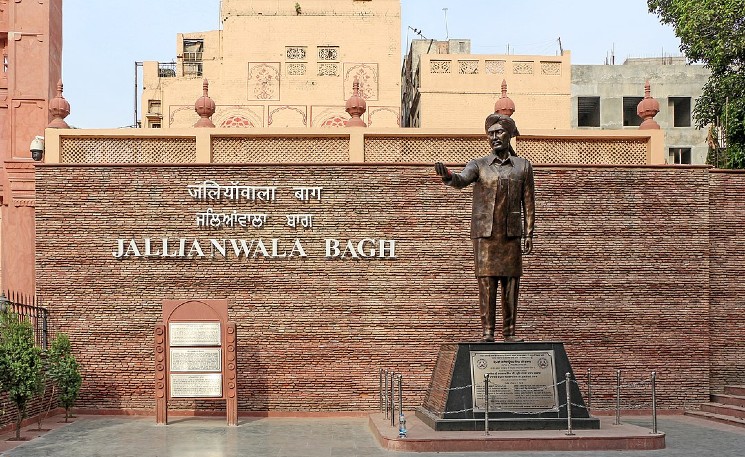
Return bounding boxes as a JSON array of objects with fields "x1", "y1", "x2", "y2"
[
  {"x1": 709, "y1": 171, "x2": 745, "y2": 392},
  {"x1": 33, "y1": 164, "x2": 730, "y2": 414}
]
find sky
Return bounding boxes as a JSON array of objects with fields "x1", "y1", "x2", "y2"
[{"x1": 61, "y1": 0, "x2": 682, "y2": 129}]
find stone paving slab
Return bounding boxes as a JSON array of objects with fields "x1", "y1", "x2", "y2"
[{"x1": 1, "y1": 414, "x2": 745, "y2": 456}]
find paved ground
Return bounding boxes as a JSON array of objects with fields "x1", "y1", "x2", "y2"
[{"x1": 1, "y1": 414, "x2": 745, "y2": 456}]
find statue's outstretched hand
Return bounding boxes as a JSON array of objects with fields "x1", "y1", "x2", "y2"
[
  {"x1": 435, "y1": 162, "x2": 451, "y2": 179},
  {"x1": 523, "y1": 237, "x2": 533, "y2": 255}
]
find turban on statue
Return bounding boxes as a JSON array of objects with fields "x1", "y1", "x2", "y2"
[
  {"x1": 484, "y1": 113, "x2": 520, "y2": 137},
  {"x1": 485, "y1": 113, "x2": 520, "y2": 155}
]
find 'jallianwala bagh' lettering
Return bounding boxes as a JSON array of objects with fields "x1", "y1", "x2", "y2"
[{"x1": 112, "y1": 238, "x2": 397, "y2": 259}]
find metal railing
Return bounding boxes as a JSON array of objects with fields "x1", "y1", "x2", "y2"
[
  {"x1": 158, "y1": 62, "x2": 176, "y2": 78},
  {"x1": 420, "y1": 368, "x2": 663, "y2": 437},
  {"x1": 379, "y1": 369, "x2": 407, "y2": 438},
  {"x1": 0, "y1": 291, "x2": 49, "y2": 349}
]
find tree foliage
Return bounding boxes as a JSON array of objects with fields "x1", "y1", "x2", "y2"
[
  {"x1": 0, "y1": 313, "x2": 45, "y2": 439},
  {"x1": 648, "y1": 0, "x2": 745, "y2": 168},
  {"x1": 47, "y1": 333, "x2": 82, "y2": 422}
]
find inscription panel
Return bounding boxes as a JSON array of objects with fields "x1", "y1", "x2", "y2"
[
  {"x1": 470, "y1": 350, "x2": 558, "y2": 412},
  {"x1": 169, "y1": 322, "x2": 221, "y2": 346},
  {"x1": 170, "y1": 348, "x2": 222, "y2": 372},
  {"x1": 170, "y1": 373, "x2": 223, "y2": 398}
]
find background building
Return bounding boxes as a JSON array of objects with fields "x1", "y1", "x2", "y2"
[
  {"x1": 141, "y1": 0, "x2": 401, "y2": 129},
  {"x1": 572, "y1": 57, "x2": 710, "y2": 164},
  {"x1": 401, "y1": 39, "x2": 572, "y2": 130},
  {"x1": 402, "y1": 42, "x2": 710, "y2": 164}
]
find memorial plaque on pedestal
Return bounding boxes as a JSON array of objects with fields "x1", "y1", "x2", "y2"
[
  {"x1": 170, "y1": 373, "x2": 223, "y2": 398},
  {"x1": 169, "y1": 322, "x2": 221, "y2": 346},
  {"x1": 170, "y1": 348, "x2": 222, "y2": 372},
  {"x1": 470, "y1": 350, "x2": 559, "y2": 412},
  {"x1": 417, "y1": 342, "x2": 599, "y2": 431},
  {"x1": 157, "y1": 300, "x2": 238, "y2": 426}
]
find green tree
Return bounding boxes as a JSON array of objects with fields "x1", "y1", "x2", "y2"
[
  {"x1": 648, "y1": 0, "x2": 745, "y2": 168},
  {"x1": 0, "y1": 313, "x2": 45, "y2": 440},
  {"x1": 47, "y1": 334, "x2": 82, "y2": 422}
]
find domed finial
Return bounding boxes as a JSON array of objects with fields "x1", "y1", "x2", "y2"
[
  {"x1": 48, "y1": 79, "x2": 71, "y2": 128},
  {"x1": 194, "y1": 78, "x2": 216, "y2": 128},
  {"x1": 494, "y1": 79, "x2": 516, "y2": 117},
  {"x1": 345, "y1": 77, "x2": 367, "y2": 127},
  {"x1": 637, "y1": 80, "x2": 660, "y2": 130}
]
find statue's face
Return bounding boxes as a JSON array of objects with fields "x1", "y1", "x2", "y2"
[{"x1": 487, "y1": 124, "x2": 511, "y2": 152}]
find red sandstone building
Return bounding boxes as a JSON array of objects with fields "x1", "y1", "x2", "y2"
[{"x1": 0, "y1": 0, "x2": 62, "y2": 296}]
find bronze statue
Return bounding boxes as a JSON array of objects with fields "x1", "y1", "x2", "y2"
[{"x1": 435, "y1": 114, "x2": 535, "y2": 342}]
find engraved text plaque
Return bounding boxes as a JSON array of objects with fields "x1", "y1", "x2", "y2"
[
  {"x1": 170, "y1": 348, "x2": 222, "y2": 372},
  {"x1": 470, "y1": 350, "x2": 559, "y2": 413},
  {"x1": 169, "y1": 322, "x2": 221, "y2": 347},
  {"x1": 170, "y1": 373, "x2": 223, "y2": 398}
]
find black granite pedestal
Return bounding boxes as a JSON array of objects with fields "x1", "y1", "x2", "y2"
[{"x1": 416, "y1": 342, "x2": 600, "y2": 431}]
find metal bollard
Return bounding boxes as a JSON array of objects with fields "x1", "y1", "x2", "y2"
[
  {"x1": 384, "y1": 369, "x2": 389, "y2": 419},
  {"x1": 397, "y1": 374, "x2": 407, "y2": 438},
  {"x1": 484, "y1": 374, "x2": 490, "y2": 436},
  {"x1": 614, "y1": 369, "x2": 622, "y2": 425},
  {"x1": 379, "y1": 369, "x2": 384, "y2": 413},
  {"x1": 398, "y1": 374, "x2": 404, "y2": 420},
  {"x1": 565, "y1": 372, "x2": 575, "y2": 436},
  {"x1": 651, "y1": 371, "x2": 659, "y2": 435},
  {"x1": 587, "y1": 368, "x2": 592, "y2": 409},
  {"x1": 390, "y1": 372, "x2": 396, "y2": 427}
]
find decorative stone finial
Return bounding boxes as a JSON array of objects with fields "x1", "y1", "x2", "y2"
[
  {"x1": 494, "y1": 79, "x2": 516, "y2": 117},
  {"x1": 48, "y1": 80, "x2": 71, "y2": 129},
  {"x1": 345, "y1": 77, "x2": 367, "y2": 127},
  {"x1": 194, "y1": 79, "x2": 216, "y2": 128},
  {"x1": 637, "y1": 80, "x2": 660, "y2": 130}
]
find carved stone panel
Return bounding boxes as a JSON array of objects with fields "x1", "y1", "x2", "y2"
[
  {"x1": 268, "y1": 105, "x2": 308, "y2": 127},
  {"x1": 248, "y1": 63, "x2": 281, "y2": 101},
  {"x1": 343, "y1": 63, "x2": 378, "y2": 101}
]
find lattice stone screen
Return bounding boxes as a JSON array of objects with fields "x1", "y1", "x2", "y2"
[
  {"x1": 364, "y1": 136, "x2": 487, "y2": 163},
  {"x1": 59, "y1": 137, "x2": 197, "y2": 163},
  {"x1": 517, "y1": 138, "x2": 648, "y2": 165},
  {"x1": 212, "y1": 137, "x2": 350, "y2": 163}
]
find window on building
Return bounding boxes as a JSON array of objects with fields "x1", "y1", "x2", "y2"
[
  {"x1": 183, "y1": 62, "x2": 203, "y2": 77},
  {"x1": 148, "y1": 100, "x2": 162, "y2": 115},
  {"x1": 286, "y1": 46, "x2": 308, "y2": 76},
  {"x1": 183, "y1": 39, "x2": 204, "y2": 77},
  {"x1": 577, "y1": 97, "x2": 600, "y2": 127},
  {"x1": 183, "y1": 39, "x2": 204, "y2": 61},
  {"x1": 622, "y1": 97, "x2": 644, "y2": 127},
  {"x1": 669, "y1": 148, "x2": 691, "y2": 164},
  {"x1": 669, "y1": 97, "x2": 692, "y2": 127},
  {"x1": 149, "y1": 122, "x2": 161, "y2": 129},
  {"x1": 317, "y1": 46, "x2": 339, "y2": 77},
  {"x1": 2, "y1": 40, "x2": 7, "y2": 74}
]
